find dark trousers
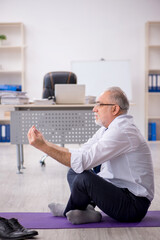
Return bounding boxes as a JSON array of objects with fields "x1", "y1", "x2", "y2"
[{"x1": 64, "y1": 169, "x2": 151, "y2": 222}]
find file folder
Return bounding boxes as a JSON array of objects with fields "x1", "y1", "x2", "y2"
[
  {"x1": 148, "y1": 122, "x2": 152, "y2": 141},
  {"x1": 1, "y1": 125, "x2": 6, "y2": 142},
  {"x1": 148, "y1": 74, "x2": 153, "y2": 92},
  {"x1": 158, "y1": 75, "x2": 160, "y2": 92},
  {"x1": 6, "y1": 124, "x2": 10, "y2": 142},
  {"x1": 0, "y1": 124, "x2": 10, "y2": 142},
  {"x1": 0, "y1": 85, "x2": 22, "y2": 91},
  {"x1": 148, "y1": 122, "x2": 156, "y2": 141},
  {"x1": 148, "y1": 74, "x2": 160, "y2": 92},
  {"x1": 0, "y1": 125, "x2": 2, "y2": 142}
]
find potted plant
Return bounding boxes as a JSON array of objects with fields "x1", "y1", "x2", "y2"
[{"x1": 0, "y1": 35, "x2": 7, "y2": 45}]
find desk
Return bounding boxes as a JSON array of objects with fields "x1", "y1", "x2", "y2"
[{"x1": 10, "y1": 104, "x2": 99, "y2": 173}]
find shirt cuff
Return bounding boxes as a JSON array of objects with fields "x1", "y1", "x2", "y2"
[{"x1": 69, "y1": 149, "x2": 84, "y2": 173}]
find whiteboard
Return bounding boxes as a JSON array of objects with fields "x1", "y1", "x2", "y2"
[{"x1": 71, "y1": 60, "x2": 132, "y2": 101}]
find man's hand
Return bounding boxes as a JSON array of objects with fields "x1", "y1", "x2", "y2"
[
  {"x1": 27, "y1": 125, "x2": 71, "y2": 167},
  {"x1": 27, "y1": 126, "x2": 46, "y2": 150}
]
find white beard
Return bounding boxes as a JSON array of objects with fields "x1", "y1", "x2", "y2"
[{"x1": 95, "y1": 117, "x2": 104, "y2": 127}]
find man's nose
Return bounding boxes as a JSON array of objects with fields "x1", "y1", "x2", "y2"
[{"x1": 93, "y1": 106, "x2": 97, "y2": 112}]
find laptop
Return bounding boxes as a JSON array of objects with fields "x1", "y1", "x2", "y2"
[{"x1": 55, "y1": 84, "x2": 85, "y2": 104}]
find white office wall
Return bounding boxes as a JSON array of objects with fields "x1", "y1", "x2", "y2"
[{"x1": 0, "y1": 0, "x2": 160, "y2": 135}]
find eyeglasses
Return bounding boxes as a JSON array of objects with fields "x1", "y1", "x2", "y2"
[{"x1": 94, "y1": 102, "x2": 116, "y2": 108}]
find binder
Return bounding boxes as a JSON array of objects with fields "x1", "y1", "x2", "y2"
[
  {"x1": 148, "y1": 122, "x2": 152, "y2": 141},
  {"x1": 148, "y1": 122, "x2": 157, "y2": 141},
  {"x1": 151, "y1": 122, "x2": 156, "y2": 141},
  {"x1": 148, "y1": 74, "x2": 160, "y2": 92},
  {"x1": 0, "y1": 85, "x2": 22, "y2": 91},
  {"x1": 0, "y1": 124, "x2": 2, "y2": 142},
  {"x1": 6, "y1": 124, "x2": 10, "y2": 142},
  {"x1": 153, "y1": 75, "x2": 157, "y2": 92},
  {"x1": 148, "y1": 74, "x2": 153, "y2": 92},
  {"x1": 0, "y1": 124, "x2": 10, "y2": 142},
  {"x1": 158, "y1": 75, "x2": 160, "y2": 92},
  {"x1": 1, "y1": 125, "x2": 6, "y2": 142}
]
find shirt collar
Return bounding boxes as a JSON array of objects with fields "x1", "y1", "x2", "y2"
[{"x1": 107, "y1": 114, "x2": 132, "y2": 129}]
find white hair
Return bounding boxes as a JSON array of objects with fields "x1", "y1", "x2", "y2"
[{"x1": 106, "y1": 87, "x2": 129, "y2": 113}]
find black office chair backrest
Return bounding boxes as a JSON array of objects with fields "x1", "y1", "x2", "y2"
[{"x1": 42, "y1": 71, "x2": 77, "y2": 99}]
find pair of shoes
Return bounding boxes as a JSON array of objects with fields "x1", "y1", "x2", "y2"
[
  {"x1": 9, "y1": 218, "x2": 38, "y2": 238},
  {"x1": 0, "y1": 217, "x2": 38, "y2": 239}
]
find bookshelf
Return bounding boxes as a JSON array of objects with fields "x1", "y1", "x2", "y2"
[
  {"x1": 0, "y1": 22, "x2": 25, "y2": 89},
  {"x1": 145, "y1": 22, "x2": 160, "y2": 143},
  {"x1": 0, "y1": 23, "x2": 25, "y2": 142}
]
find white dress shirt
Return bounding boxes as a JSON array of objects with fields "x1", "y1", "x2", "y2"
[{"x1": 69, "y1": 114, "x2": 154, "y2": 201}]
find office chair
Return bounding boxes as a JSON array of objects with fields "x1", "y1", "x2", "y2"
[
  {"x1": 40, "y1": 71, "x2": 77, "y2": 167},
  {"x1": 42, "y1": 71, "x2": 77, "y2": 99}
]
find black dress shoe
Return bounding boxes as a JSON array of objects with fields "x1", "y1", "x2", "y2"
[
  {"x1": 0, "y1": 217, "x2": 30, "y2": 239},
  {"x1": 8, "y1": 218, "x2": 38, "y2": 238}
]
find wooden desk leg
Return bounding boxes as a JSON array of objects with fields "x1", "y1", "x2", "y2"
[{"x1": 16, "y1": 144, "x2": 23, "y2": 174}]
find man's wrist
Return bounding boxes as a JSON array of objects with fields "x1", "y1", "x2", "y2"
[{"x1": 40, "y1": 140, "x2": 49, "y2": 153}]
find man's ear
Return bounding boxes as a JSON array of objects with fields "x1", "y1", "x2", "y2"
[{"x1": 112, "y1": 105, "x2": 120, "y2": 116}]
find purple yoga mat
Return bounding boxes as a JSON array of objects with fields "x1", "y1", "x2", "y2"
[{"x1": 0, "y1": 211, "x2": 160, "y2": 229}]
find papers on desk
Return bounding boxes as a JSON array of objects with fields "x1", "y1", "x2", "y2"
[
  {"x1": 31, "y1": 98, "x2": 55, "y2": 105},
  {"x1": 0, "y1": 91, "x2": 29, "y2": 105},
  {"x1": 85, "y1": 96, "x2": 96, "y2": 104}
]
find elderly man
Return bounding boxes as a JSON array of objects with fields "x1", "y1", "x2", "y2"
[{"x1": 28, "y1": 87, "x2": 154, "y2": 224}]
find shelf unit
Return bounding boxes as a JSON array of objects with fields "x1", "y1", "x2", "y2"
[
  {"x1": 145, "y1": 22, "x2": 160, "y2": 143},
  {"x1": 0, "y1": 22, "x2": 25, "y2": 89},
  {"x1": 0, "y1": 22, "x2": 25, "y2": 126}
]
